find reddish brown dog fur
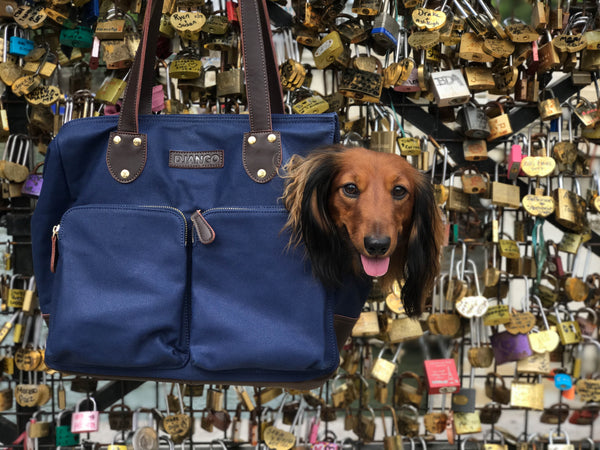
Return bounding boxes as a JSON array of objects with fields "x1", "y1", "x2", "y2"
[{"x1": 282, "y1": 145, "x2": 443, "y2": 316}]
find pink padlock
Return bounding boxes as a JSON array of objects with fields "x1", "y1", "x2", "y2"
[
  {"x1": 71, "y1": 397, "x2": 99, "y2": 433},
  {"x1": 308, "y1": 407, "x2": 321, "y2": 444},
  {"x1": 507, "y1": 133, "x2": 525, "y2": 180},
  {"x1": 151, "y1": 84, "x2": 165, "y2": 113}
]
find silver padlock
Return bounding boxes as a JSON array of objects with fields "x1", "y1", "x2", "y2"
[
  {"x1": 131, "y1": 408, "x2": 158, "y2": 450},
  {"x1": 547, "y1": 429, "x2": 574, "y2": 450},
  {"x1": 429, "y1": 57, "x2": 470, "y2": 107}
]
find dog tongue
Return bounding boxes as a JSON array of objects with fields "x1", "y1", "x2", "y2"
[{"x1": 360, "y1": 255, "x2": 390, "y2": 277}]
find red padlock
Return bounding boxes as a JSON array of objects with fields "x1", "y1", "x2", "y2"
[
  {"x1": 546, "y1": 241, "x2": 565, "y2": 278},
  {"x1": 226, "y1": 1, "x2": 239, "y2": 24},
  {"x1": 424, "y1": 359, "x2": 460, "y2": 394}
]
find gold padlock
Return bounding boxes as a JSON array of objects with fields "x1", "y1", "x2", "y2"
[{"x1": 538, "y1": 88, "x2": 562, "y2": 121}]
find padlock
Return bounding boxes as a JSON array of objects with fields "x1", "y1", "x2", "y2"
[
  {"x1": 465, "y1": 63, "x2": 496, "y2": 91},
  {"x1": 527, "y1": 296, "x2": 560, "y2": 354},
  {"x1": 380, "y1": 406, "x2": 402, "y2": 450},
  {"x1": 490, "y1": 329, "x2": 533, "y2": 365},
  {"x1": 538, "y1": 88, "x2": 562, "y2": 121},
  {"x1": 108, "y1": 403, "x2": 133, "y2": 431},
  {"x1": 96, "y1": 71, "x2": 128, "y2": 105},
  {"x1": 131, "y1": 408, "x2": 159, "y2": 450},
  {"x1": 553, "y1": 304, "x2": 582, "y2": 345},
  {"x1": 447, "y1": 170, "x2": 469, "y2": 213},
  {"x1": 491, "y1": 163, "x2": 521, "y2": 209},
  {"x1": 510, "y1": 374, "x2": 544, "y2": 410},
  {"x1": 554, "y1": 368, "x2": 573, "y2": 391},
  {"x1": 540, "y1": 403, "x2": 570, "y2": 424},
  {"x1": 370, "y1": 0, "x2": 398, "y2": 50},
  {"x1": 1, "y1": 133, "x2": 31, "y2": 184},
  {"x1": 394, "y1": 371, "x2": 425, "y2": 408},
  {"x1": 7, "y1": 274, "x2": 28, "y2": 308},
  {"x1": 451, "y1": 368, "x2": 477, "y2": 413},
  {"x1": 313, "y1": 30, "x2": 349, "y2": 70},
  {"x1": 479, "y1": 402, "x2": 502, "y2": 424},
  {"x1": 457, "y1": 100, "x2": 490, "y2": 140},
  {"x1": 370, "y1": 343, "x2": 403, "y2": 384},
  {"x1": 574, "y1": 306, "x2": 597, "y2": 337},
  {"x1": 339, "y1": 47, "x2": 382, "y2": 103},
  {"x1": 396, "y1": 404, "x2": 419, "y2": 437},
  {"x1": 429, "y1": 57, "x2": 470, "y2": 107},
  {"x1": 206, "y1": 385, "x2": 224, "y2": 411},
  {"x1": 56, "y1": 410, "x2": 80, "y2": 447},
  {"x1": 0, "y1": 376, "x2": 12, "y2": 411},
  {"x1": 484, "y1": 373, "x2": 511, "y2": 404},
  {"x1": 424, "y1": 358, "x2": 460, "y2": 394},
  {"x1": 22, "y1": 276, "x2": 37, "y2": 314},
  {"x1": 352, "y1": 305, "x2": 380, "y2": 337},
  {"x1": 453, "y1": 411, "x2": 481, "y2": 435},
  {"x1": 507, "y1": 133, "x2": 526, "y2": 180},
  {"x1": 71, "y1": 397, "x2": 100, "y2": 433},
  {"x1": 483, "y1": 429, "x2": 509, "y2": 450},
  {"x1": 352, "y1": 0, "x2": 381, "y2": 16},
  {"x1": 463, "y1": 138, "x2": 487, "y2": 162},
  {"x1": 553, "y1": 174, "x2": 587, "y2": 232},
  {"x1": 485, "y1": 101, "x2": 513, "y2": 141},
  {"x1": 458, "y1": 31, "x2": 493, "y2": 62},
  {"x1": 370, "y1": 106, "x2": 397, "y2": 154},
  {"x1": 461, "y1": 166, "x2": 489, "y2": 195},
  {"x1": 547, "y1": 429, "x2": 575, "y2": 450},
  {"x1": 423, "y1": 395, "x2": 447, "y2": 434},
  {"x1": 21, "y1": 162, "x2": 43, "y2": 198},
  {"x1": 354, "y1": 406, "x2": 376, "y2": 442},
  {"x1": 538, "y1": 30, "x2": 562, "y2": 73},
  {"x1": 27, "y1": 410, "x2": 51, "y2": 438},
  {"x1": 107, "y1": 432, "x2": 129, "y2": 450}
]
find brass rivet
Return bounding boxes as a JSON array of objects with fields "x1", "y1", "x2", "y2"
[
  {"x1": 267, "y1": 133, "x2": 276, "y2": 143},
  {"x1": 133, "y1": 137, "x2": 142, "y2": 146},
  {"x1": 257, "y1": 169, "x2": 267, "y2": 179},
  {"x1": 113, "y1": 135, "x2": 122, "y2": 144},
  {"x1": 248, "y1": 136, "x2": 257, "y2": 145},
  {"x1": 121, "y1": 169, "x2": 130, "y2": 179}
]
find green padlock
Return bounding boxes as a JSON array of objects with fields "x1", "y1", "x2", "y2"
[{"x1": 55, "y1": 410, "x2": 80, "y2": 447}]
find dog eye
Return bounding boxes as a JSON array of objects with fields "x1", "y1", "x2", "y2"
[
  {"x1": 392, "y1": 185, "x2": 408, "y2": 199},
  {"x1": 342, "y1": 183, "x2": 360, "y2": 198}
]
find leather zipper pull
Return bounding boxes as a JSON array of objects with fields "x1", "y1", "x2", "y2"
[{"x1": 191, "y1": 210, "x2": 216, "y2": 244}]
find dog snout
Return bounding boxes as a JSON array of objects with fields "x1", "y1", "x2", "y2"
[{"x1": 364, "y1": 236, "x2": 391, "y2": 256}]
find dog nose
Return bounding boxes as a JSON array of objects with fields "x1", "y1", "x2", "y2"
[{"x1": 364, "y1": 236, "x2": 391, "y2": 256}]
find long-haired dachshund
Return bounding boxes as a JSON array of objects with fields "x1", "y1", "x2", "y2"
[{"x1": 282, "y1": 145, "x2": 443, "y2": 317}]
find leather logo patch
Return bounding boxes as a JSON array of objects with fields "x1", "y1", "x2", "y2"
[{"x1": 169, "y1": 150, "x2": 224, "y2": 169}]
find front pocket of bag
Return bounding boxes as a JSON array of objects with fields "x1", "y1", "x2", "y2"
[
  {"x1": 47, "y1": 205, "x2": 188, "y2": 369},
  {"x1": 190, "y1": 207, "x2": 336, "y2": 372}
]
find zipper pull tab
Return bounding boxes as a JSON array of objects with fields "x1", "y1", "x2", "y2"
[
  {"x1": 191, "y1": 211, "x2": 215, "y2": 244},
  {"x1": 51, "y1": 225, "x2": 60, "y2": 273}
]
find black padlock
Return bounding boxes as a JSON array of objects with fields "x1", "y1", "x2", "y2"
[{"x1": 457, "y1": 101, "x2": 490, "y2": 139}]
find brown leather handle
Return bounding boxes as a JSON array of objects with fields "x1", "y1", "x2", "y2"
[
  {"x1": 108, "y1": 0, "x2": 285, "y2": 184},
  {"x1": 119, "y1": 0, "x2": 284, "y2": 132}
]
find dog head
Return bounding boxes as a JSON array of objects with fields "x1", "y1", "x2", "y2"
[{"x1": 282, "y1": 145, "x2": 442, "y2": 316}]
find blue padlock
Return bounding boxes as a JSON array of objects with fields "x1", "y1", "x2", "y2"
[
  {"x1": 9, "y1": 36, "x2": 34, "y2": 57},
  {"x1": 554, "y1": 371, "x2": 573, "y2": 391}
]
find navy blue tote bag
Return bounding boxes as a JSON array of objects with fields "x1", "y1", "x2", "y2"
[{"x1": 31, "y1": 0, "x2": 370, "y2": 387}]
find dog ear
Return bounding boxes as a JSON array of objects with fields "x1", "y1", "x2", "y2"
[
  {"x1": 282, "y1": 146, "x2": 352, "y2": 286},
  {"x1": 401, "y1": 172, "x2": 443, "y2": 317}
]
